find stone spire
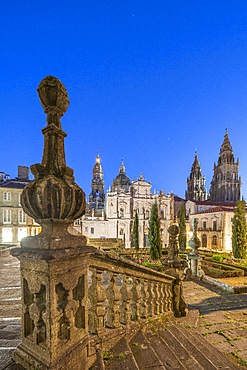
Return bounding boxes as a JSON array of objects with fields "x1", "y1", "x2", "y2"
[
  {"x1": 88, "y1": 151, "x2": 105, "y2": 213},
  {"x1": 119, "y1": 158, "x2": 126, "y2": 174},
  {"x1": 21, "y1": 75, "x2": 86, "y2": 248},
  {"x1": 209, "y1": 129, "x2": 241, "y2": 203},
  {"x1": 186, "y1": 151, "x2": 206, "y2": 201}
]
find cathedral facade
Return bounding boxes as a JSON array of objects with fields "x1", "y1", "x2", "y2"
[
  {"x1": 209, "y1": 129, "x2": 241, "y2": 203},
  {"x1": 185, "y1": 152, "x2": 206, "y2": 201},
  {"x1": 74, "y1": 156, "x2": 174, "y2": 249},
  {"x1": 186, "y1": 130, "x2": 241, "y2": 204},
  {"x1": 184, "y1": 130, "x2": 243, "y2": 252}
]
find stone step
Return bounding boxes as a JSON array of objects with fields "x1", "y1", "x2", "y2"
[
  {"x1": 179, "y1": 325, "x2": 239, "y2": 370},
  {"x1": 145, "y1": 331, "x2": 186, "y2": 369},
  {"x1": 158, "y1": 328, "x2": 205, "y2": 370},
  {"x1": 91, "y1": 320, "x2": 240, "y2": 370},
  {"x1": 129, "y1": 330, "x2": 165, "y2": 369},
  {"x1": 168, "y1": 325, "x2": 219, "y2": 370},
  {"x1": 104, "y1": 336, "x2": 139, "y2": 370}
]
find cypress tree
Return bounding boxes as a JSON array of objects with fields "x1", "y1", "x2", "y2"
[
  {"x1": 148, "y1": 202, "x2": 162, "y2": 260},
  {"x1": 133, "y1": 211, "x2": 139, "y2": 250},
  {"x1": 232, "y1": 200, "x2": 247, "y2": 259},
  {"x1": 178, "y1": 203, "x2": 187, "y2": 252}
]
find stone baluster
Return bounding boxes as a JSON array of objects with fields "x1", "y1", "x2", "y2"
[
  {"x1": 139, "y1": 279, "x2": 148, "y2": 318},
  {"x1": 152, "y1": 281, "x2": 158, "y2": 315},
  {"x1": 130, "y1": 277, "x2": 138, "y2": 321},
  {"x1": 119, "y1": 275, "x2": 128, "y2": 325},
  {"x1": 166, "y1": 283, "x2": 173, "y2": 312},
  {"x1": 88, "y1": 268, "x2": 97, "y2": 334},
  {"x1": 135, "y1": 278, "x2": 142, "y2": 319},
  {"x1": 95, "y1": 270, "x2": 107, "y2": 332},
  {"x1": 120, "y1": 275, "x2": 133, "y2": 325},
  {"x1": 157, "y1": 282, "x2": 163, "y2": 314},
  {"x1": 112, "y1": 273, "x2": 121, "y2": 328},
  {"x1": 146, "y1": 280, "x2": 153, "y2": 317},
  {"x1": 105, "y1": 272, "x2": 115, "y2": 328},
  {"x1": 161, "y1": 282, "x2": 168, "y2": 313}
]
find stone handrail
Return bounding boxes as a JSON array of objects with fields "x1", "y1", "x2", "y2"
[{"x1": 88, "y1": 250, "x2": 176, "y2": 335}]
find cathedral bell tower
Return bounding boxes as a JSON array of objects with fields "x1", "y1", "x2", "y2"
[
  {"x1": 88, "y1": 152, "x2": 105, "y2": 212},
  {"x1": 186, "y1": 152, "x2": 206, "y2": 201},
  {"x1": 209, "y1": 129, "x2": 241, "y2": 203}
]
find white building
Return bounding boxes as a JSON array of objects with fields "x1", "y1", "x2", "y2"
[
  {"x1": 73, "y1": 158, "x2": 173, "y2": 249},
  {"x1": 0, "y1": 166, "x2": 41, "y2": 246}
]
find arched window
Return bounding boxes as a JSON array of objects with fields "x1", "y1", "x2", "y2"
[
  {"x1": 212, "y1": 235, "x2": 217, "y2": 246},
  {"x1": 120, "y1": 208, "x2": 124, "y2": 218},
  {"x1": 202, "y1": 234, "x2": 207, "y2": 248}
]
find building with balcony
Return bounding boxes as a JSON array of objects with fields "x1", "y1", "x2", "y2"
[{"x1": 187, "y1": 204, "x2": 235, "y2": 251}]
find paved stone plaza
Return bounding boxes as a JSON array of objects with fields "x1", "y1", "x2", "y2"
[{"x1": 1, "y1": 252, "x2": 247, "y2": 368}]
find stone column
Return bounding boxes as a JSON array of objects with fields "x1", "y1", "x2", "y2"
[
  {"x1": 11, "y1": 76, "x2": 91, "y2": 370},
  {"x1": 163, "y1": 225, "x2": 188, "y2": 317},
  {"x1": 187, "y1": 218, "x2": 204, "y2": 278}
]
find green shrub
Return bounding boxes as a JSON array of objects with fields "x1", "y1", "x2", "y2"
[
  {"x1": 202, "y1": 261, "x2": 244, "y2": 278},
  {"x1": 212, "y1": 254, "x2": 224, "y2": 262},
  {"x1": 142, "y1": 261, "x2": 163, "y2": 271}
]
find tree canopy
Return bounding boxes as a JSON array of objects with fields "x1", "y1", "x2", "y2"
[
  {"x1": 148, "y1": 202, "x2": 162, "y2": 260},
  {"x1": 178, "y1": 203, "x2": 187, "y2": 252},
  {"x1": 232, "y1": 200, "x2": 247, "y2": 259},
  {"x1": 133, "y1": 211, "x2": 139, "y2": 250}
]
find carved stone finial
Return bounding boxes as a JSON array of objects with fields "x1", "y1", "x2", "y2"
[
  {"x1": 21, "y1": 76, "x2": 86, "y2": 249},
  {"x1": 37, "y1": 75, "x2": 69, "y2": 128}
]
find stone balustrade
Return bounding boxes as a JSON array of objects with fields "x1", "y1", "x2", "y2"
[{"x1": 88, "y1": 250, "x2": 176, "y2": 336}]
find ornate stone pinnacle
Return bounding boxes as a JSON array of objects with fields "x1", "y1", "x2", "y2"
[{"x1": 21, "y1": 76, "x2": 86, "y2": 249}]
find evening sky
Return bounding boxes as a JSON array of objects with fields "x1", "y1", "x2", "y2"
[{"x1": 1, "y1": 1, "x2": 247, "y2": 199}]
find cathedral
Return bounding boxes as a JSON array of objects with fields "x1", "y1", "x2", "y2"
[
  {"x1": 185, "y1": 130, "x2": 242, "y2": 251},
  {"x1": 185, "y1": 152, "x2": 206, "y2": 201},
  {"x1": 74, "y1": 154, "x2": 174, "y2": 249},
  {"x1": 72, "y1": 130, "x2": 243, "y2": 252},
  {"x1": 209, "y1": 129, "x2": 241, "y2": 203},
  {"x1": 186, "y1": 129, "x2": 241, "y2": 203}
]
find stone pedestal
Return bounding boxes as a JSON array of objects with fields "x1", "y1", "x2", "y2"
[
  {"x1": 11, "y1": 246, "x2": 92, "y2": 370},
  {"x1": 186, "y1": 254, "x2": 204, "y2": 279}
]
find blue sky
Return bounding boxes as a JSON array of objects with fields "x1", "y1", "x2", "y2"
[{"x1": 1, "y1": 1, "x2": 247, "y2": 199}]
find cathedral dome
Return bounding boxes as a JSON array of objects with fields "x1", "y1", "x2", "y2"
[{"x1": 111, "y1": 160, "x2": 131, "y2": 193}]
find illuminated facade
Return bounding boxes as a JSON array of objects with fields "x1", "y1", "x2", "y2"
[
  {"x1": 186, "y1": 200, "x2": 235, "y2": 252},
  {"x1": 0, "y1": 166, "x2": 41, "y2": 246},
  {"x1": 209, "y1": 129, "x2": 241, "y2": 202},
  {"x1": 186, "y1": 152, "x2": 206, "y2": 201},
  {"x1": 74, "y1": 161, "x2": 174, "y2": 249}
]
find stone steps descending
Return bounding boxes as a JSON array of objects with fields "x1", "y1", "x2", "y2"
[
  {"x1": 178, "y1": 325, "x2": 239, "y2": 370},
  {"x1": 91, "y1": 320, "x2": 240, "y2": 370}
]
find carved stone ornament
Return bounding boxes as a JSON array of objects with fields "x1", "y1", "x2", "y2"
[{"x1": 21, "y1": 76, "x2": 86, "y2": 248}]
